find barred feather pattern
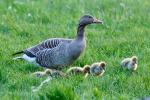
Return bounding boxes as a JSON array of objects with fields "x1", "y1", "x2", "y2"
[
  {"x1": 24, "y1": 38, "x2": 72, "y2": 57},
  {"x1": 35, "y1": 41, "x2": 73, "y2": 69},
  {"x1": 42, "y1": 39, "x2": 61, "y2": 48}
]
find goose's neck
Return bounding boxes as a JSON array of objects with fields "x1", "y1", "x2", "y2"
[{"x1": 77, "y1": 24, "x2": 85, "y2": 40}]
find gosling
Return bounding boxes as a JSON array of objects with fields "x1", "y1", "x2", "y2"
[
  {"x1": 120, "y1": 56, "x2": 138, "y2": 71},
  {"x1": 90, "y1": 61, "x2": 106, "y2": 76},
  {"x1": 66, "y1": 65, "x2": 90, "y2": 75},
  {"x1": 32, "y1": 69, "x2": 66, "y2": 77},
  {"x1": 66, "y1": 61, "x2": 106, "y2": 77}
]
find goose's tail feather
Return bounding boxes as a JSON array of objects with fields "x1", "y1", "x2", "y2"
[{"x1": 12, "y1": 51, "x2": 23, "y2": 56}]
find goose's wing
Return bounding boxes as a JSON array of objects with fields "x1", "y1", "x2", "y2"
[{"x1": 24, "y1": 38, "x2": 73, "y2": 57}]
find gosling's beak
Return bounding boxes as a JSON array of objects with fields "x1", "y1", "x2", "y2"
[{"x1": 93, "y1": 18, "x2": 103, "y2": 24}]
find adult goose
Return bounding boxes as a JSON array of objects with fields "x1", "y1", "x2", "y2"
[{"x1": 13, "y1": 15, "x2": 103, "y2": 69}]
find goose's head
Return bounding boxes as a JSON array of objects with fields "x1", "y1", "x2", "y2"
[{"x1": 79, "y1": 15, "x2": 103, "y2": 26}]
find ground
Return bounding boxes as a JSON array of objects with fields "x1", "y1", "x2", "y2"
[{"x1": 0, "y1": 0, "x2": 150, "y2": 100}]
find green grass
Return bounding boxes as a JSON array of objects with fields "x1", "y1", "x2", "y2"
[{"x1": 0, "y1": 0, "x2": 150, "y2": 99}]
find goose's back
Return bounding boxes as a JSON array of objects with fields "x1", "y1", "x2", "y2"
[{"x1": 24, "y1": 38, "x2": 72, "y2": 57}]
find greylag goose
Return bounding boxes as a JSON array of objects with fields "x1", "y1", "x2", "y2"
[
  {"x1": 120, "y1": 56, "x2": 138, "y2": 71},
  {"x1": 13, "y1": 15, "x2": 102, "y2": 69}
]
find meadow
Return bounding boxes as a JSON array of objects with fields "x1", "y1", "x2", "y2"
[{"x1": 0, "y1": 0, "x2": 150, "y2": 99}]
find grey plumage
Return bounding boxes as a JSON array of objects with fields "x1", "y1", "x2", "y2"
[
  {"x1": 24, "y1": 38, "x2": 72, "y2": 57},
  {"x1": 13, "y1": 15, "x2": 102, "y2": 69},
  {"x1": 35, "y1": 38, "x2": 79, "y2": 69}
]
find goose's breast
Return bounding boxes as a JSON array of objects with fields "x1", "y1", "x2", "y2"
[{"x1": 68, "y1": 41, "x2": 86, "y2": 61}]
